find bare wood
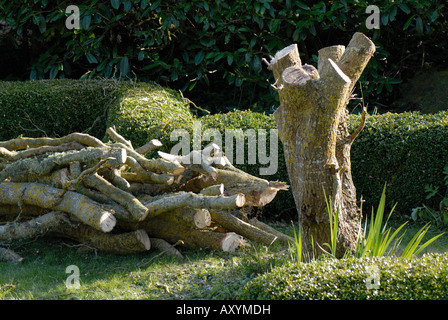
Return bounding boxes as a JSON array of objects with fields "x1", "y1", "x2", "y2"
[
  {"x1": 158, "y1": 148, "x2": 218, "y2": 180},
  {"x1": 111, "y1": 142, "x2": 184, "y2": 175},
  {"x1": 0, "y1": 132, "x2": 107, "y2": 151},
  {"x1": 135, "y1": 139, "x2": 163, "y2": 155},
  {"x1": 157, "y1": 207, "x2": 211, "y2": 229}
]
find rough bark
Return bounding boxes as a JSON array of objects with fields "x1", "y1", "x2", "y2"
[
  {"x1": 141, "y1": 192, "x2": 245, "y2": 219},
  {"x1": 0, "y1": 211, "x2": 70, "y2": 240},
  {"x1": 0, "y1": 128, "x2": 290, "y2": 259},
  {"x1": 268, "y1": 32, "x2": 375, "y2": 256},
  {"x1": 138, "y1": 218, "x2": 244, "y2": 252},
  {"x1": 210, "y1": 209, "x2": 279, "y2": 246},
  {"x1": 149, "y1": 237, "x2": 183, "y2": 258},
  {"x1": 83, "y1": 173, "x2": 149, "y2": 221},
  {"x1": 157, "y1": 207, "x2": 211, "y2": 229},
  {"x1": 0, "y1": 182, "x2": 116, "y2": 232}
]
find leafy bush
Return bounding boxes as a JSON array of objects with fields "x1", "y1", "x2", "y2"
[
  {"x1": 239, "y1": 253, "x2": 448, "y2": 300},
  {"x1": 0, "y1": 79, "x2": 122, "y2": 139},
  {"x1": 350, "y1": 111, "x2": 448, "y2": 215},
  {"x1": 105, "y1": 81, "x2": 195, "y2": 151},
  {"x1": 1, "y1": 0, "x2": 447, "y2": 112},
  {"x1": 0, "y1": 79, "x2": 193, "y2": 149}
]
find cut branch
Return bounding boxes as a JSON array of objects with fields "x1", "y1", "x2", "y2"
[
  {"x1": 83, "y1": 173, "x2": 149, "y2": 222},
  {"x1": 135, "y1": 139, "x2": 163, "y2": 155},
  {"x1": 0, "y1": 132, "x2": 107, "y2": 151},
  {"x1": 0, "y1": 182, "x2": 116, "y2": 232},
  {"x1": 0, "y1": 147, "x2": 127, "y2": 182},
  {"x1": 141, "y1": 192, "x2": 245, "y2": 219},
  {"x1": 0, "y1": 211, "x2": 69, "y2": 240},
  {"x1": 106, "y1": 127, "x2": 133, "y2": 149},
  {"x1": 139, "y1": 218, "x2": 244, "y2": 252},
  {"x1": 210, "y1": 209, "x2": 279, "y2": 246}
]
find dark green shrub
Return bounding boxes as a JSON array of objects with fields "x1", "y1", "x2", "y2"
[
  {"x1": 239, "y1": 253, "x2": 448, "y2": 300},
  {"x1": 2, "y1": 0, "x2": 446, "y2": 112}
]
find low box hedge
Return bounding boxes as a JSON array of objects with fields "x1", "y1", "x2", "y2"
[
  {"x1": 0, "y1": 79, "x2": 122, "y2": 139},
  {"x1": 0, "y1": 79, "x2": 194, "y2": 148},
  {"x1": 350, "y1": 111, "x2": 448, "y2": 215},
  {"x1": 239, "y1": 253, "x2": 448, "y2": 300},
  {"x1": 1, "y1": 80, "x2": 447, "y2": 219}
]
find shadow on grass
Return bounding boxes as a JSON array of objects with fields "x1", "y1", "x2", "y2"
[{"x1": 0, "y1": 236, "x2": 284, "y2": 300}]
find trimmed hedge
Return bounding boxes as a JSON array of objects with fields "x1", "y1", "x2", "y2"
[
  {"x1": 0, "y1": 79, "x2": 193, "y2": 147},
  {"x1": 0, "y1": 79, "x2": 122, "y2": 139},
  {"x1": 350, "y1": 111, "x2": 448, "y2": 215},
  {"x1": 239, "y1": 253, "x2": 448, "y2": 300},
  {"x1": 104, "y1": 81, "x2": 194, "y2": 151},
  {"x1": 1, "y1": 80, "x2": 448, "y2": 219}
]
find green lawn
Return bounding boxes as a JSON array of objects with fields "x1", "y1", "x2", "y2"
[{"x1": 0, "y1": 219, "x2": 446, "y2": 300}]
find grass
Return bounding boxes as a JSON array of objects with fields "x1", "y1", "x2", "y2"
[
  {"x1": 1, "y1": 215, "x2": 447, "y2": 300},
  {"x1": 0, "y1": 234, "x2": 290, "y2": 300}
]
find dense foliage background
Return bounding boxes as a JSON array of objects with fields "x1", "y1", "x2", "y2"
[{"x1": 1, "y1": 0, "x2": 447, "y2": 113}]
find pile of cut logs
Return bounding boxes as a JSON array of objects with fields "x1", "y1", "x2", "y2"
[{"x1": 0, "y1": 127, "x2": 292, "y2": 262}]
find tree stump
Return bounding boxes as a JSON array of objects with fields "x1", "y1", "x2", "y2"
[{"x1": 267, "y1": 32, "x2": 375, "y2": 257}]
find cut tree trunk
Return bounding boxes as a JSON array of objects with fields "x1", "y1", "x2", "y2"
[{"x1": 267, "y1": 32, "x2": 375, "y2": 257}]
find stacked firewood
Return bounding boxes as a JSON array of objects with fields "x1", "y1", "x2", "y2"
[{"x1": 0, "y1": 127, "x2": 292, "y2": 262}]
